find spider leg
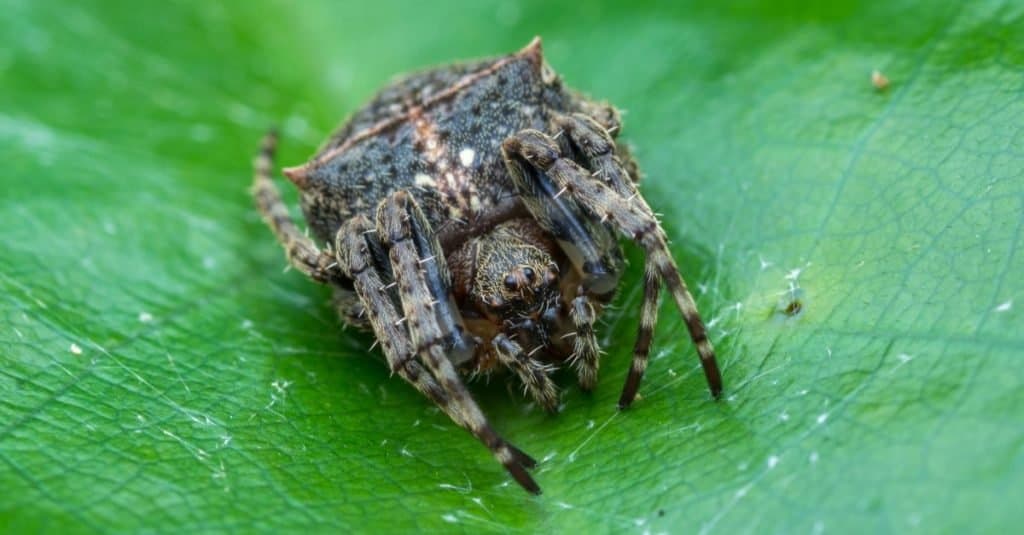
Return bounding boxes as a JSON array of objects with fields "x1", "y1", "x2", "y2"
[
  {"x1": 551, "y1": 113, "x2": 665, "y2": 407},
  {"x1": 503, "y1": 130, "x2": 722, "y2": 403},
  {"x1": 331, "y1": 288, "x2": 370, "y2": 329},
  {"x1": 502, "y1": 137, "x2": 623, "y2": 392},
  {"x1": 374, "y1": 190, "x2": 541, "y2": 494},
  {"x1": 501, "y1": 137, "x2": 623, "y2": 298},
  {"x1": 335, "y1": 215, "x2": 472, "y2": 425},
  {"x1": 492, "y1": 333, "x2": 559, "y2": 413},
  {"x1": 553, "y1": 112, "x2": 644, "y2": 201},
  {"x1": 573, "y1": 100, "x2": 622, "y2": 139},
  {"x1": 251, "y1": 130, "x2": 345, "y2": 285},
  {"x1": 618, "y1": 267, "x2": 660, "y2": 407},
  {"x1": 569, "y1": 290, "x2": 601, "y2": 391}
]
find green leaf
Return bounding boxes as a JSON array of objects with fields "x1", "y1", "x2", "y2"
[{"x1": 2, "y1": 1, "x2": 1021, "y2": 532}]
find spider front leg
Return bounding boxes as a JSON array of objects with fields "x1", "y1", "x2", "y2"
[
  {"x1": 501, "y1": 140, "x2": 620, "y2": 392},
  {"x1": 553, "y1": 112, "x2": 647, "y2": 202},
  {"x1": 551, "y1": 113, "x2": 665, "y2": 407},
  {"x1": 251, "y1": 130, "x2": 344, "y2": 285},
  {"x1": 492, "y1": 334, "x2": 559, "y2": 412},
  {"x1": 503, "y1": 130, "x2": 723, "y2": 405},
  {"x1": 335, "y1": 215, "x2": 460, "y2": 419},
  {"x1": 569, "y1": 290, "x2": 601, "y2": 391},
  {"x1": 373, "y1": 190, "x2": 541, "y2": 494}
]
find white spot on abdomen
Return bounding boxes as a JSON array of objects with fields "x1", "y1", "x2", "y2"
[
  {"x1": 459, "y1": 147, "x2": 476, "y2": 167},
  {"x1": 415, "y1": 173, "x2": 436, "y2": 188}
]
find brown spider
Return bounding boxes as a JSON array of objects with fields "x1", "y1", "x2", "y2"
[{"x1": 252, "y1": 38, "x2": 722, "y2": 494}]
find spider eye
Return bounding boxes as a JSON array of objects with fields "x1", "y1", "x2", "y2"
[
  {"x1": 523, "y1": 267, "x2": 535, "y2": 282},
  {"x1": 504, "y1": 275, "x2": 518, "y2": 291}
]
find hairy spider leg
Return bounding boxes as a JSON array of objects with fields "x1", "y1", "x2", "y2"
[
  {"x1": 568, "y1": 291, "x2": 601, "y2": 391},
  {"x1": 551, "y1": 112, "x2": 665, "y2": 408},
  {"x1": 373, "y1": 191, "x2": 541, "y2": 494},
  {"x1": 255, "y1": 133, "x2": 540, "y2": 494},
  {"x1": 502, "y1": 151, "x2": 620, "y2": 392},
  {"x1": 251, "y1": 131, "x2": 344, "y2": 285},
  {"x1": 502, "y1": 129, "x2": 723, "y2": 406},
  {"x1": 492, "y1": 333, "x2": 560, "y2": 412}
]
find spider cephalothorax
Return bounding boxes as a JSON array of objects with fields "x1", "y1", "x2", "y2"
[
  {"x1": 252, "y1": 38, "x2": 722, "y2": 494},
  {"x1": 464, "y1": 220, "x2": 560, "y2": 319}
]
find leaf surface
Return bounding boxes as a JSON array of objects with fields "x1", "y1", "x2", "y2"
[{"x1": 1, "y1": 1, "x2": 1021, "y2": 532}]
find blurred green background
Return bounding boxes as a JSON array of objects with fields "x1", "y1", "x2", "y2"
[{"x1": 2, "y1": 0, "x2": 1022, "y2": 533}]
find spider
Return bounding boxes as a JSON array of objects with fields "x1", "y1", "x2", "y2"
[{"x1": 251, "y1": 38, "x2": 722, "y2": 494}]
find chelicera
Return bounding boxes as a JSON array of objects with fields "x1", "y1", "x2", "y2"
[{"x1": 252, "y1": 38, "x2": 722, "y2": 494}]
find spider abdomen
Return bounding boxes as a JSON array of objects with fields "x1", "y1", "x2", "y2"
[{"x1": 283, "y1": 40, "x2": 569, "y2": 245}]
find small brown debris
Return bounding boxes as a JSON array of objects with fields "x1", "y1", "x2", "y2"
[{"x1": 871, "y1": 69, "x2": 890, "y2": 91}]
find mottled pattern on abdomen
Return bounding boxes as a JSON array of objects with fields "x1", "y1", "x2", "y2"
[{"x1": 294, "y1": 45, "x2": 570, "y2": 244}]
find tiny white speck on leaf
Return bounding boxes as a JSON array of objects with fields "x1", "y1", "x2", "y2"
[
  {"x1": 995, "y1": 300, "x2": 1012, "y2": 312},
  {"x1": 138, "y1": 312, "x2": 153, "y2": 323},
  {"x1": 767, "y1": 455, "x2": 780, "y2": 469},
  {"x1": 817, "y1": 413, "x2": 829, "y2": 424},
  {"x1": 271, "y1": 379, "x2": 292, "y2": 395},
  {"x1": 441, "y1": 513, "x2": 458, "y2": 523},
  {"x1": 70, "y1": 343, "x2": 82, "y2": 355},
  {"x1": 810, "y1": 451, "x2": 819, "y2": 464}
]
